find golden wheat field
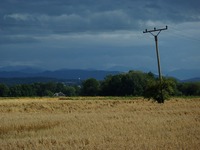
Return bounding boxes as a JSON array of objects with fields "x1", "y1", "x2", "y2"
[{"x1": 0, "y1": 97, "x2": 200, "y2": 150}]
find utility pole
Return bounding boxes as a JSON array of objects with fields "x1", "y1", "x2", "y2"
[
  {"x1": 143, "y1": 26, "x2": 168, "y2": 83},
  {"x1": 143, "y1": 26, "x2": 168, "y2": 103}
]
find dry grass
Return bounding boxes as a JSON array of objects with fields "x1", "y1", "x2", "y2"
[{"x1": 0, "y1": 97, "x2": 200, "y2": 150}]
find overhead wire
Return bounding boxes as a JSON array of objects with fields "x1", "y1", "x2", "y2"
[{"x1": 166, "y1": 26, "x2": 200, "y2": 43}]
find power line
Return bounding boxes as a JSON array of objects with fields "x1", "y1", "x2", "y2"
[{"x1": 167, "y1": 26, "x2": 200, "y2": 42}]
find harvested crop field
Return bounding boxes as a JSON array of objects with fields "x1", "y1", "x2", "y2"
[{"x1": 0, "y1": 97, "x2": 200, "y2": 150}]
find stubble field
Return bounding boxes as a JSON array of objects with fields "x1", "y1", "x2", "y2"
[{"x1": 0, "y1": 97, "x2": 200, "y2": 150}]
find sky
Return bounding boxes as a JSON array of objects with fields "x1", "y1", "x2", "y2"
[{"x1": 0, "y1": 0, "x2": 200, "y2": 75}]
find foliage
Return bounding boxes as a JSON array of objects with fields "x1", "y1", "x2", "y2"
[
  {"x1": 144, "y1": 78, "x2": 176, "y2": 103},
  {"x1": 81, "y1": 78, "x2": 100, "y2": 96},
  {"x1": 0, "y1": 70, "x2": 200, "y2": 98},
  {"x1": 178, "y1": 82, "x2": 200, "y2": 96},
  {"x1": 100, "y1": 71, "x2": 151, "y2": 96},
  {"x1": 0, "y1": 82, "x2": 80, "y2": 97},
  {"x1": 64, "y1": 86, "x2": 77, "y2": 96},
  {"x1": 0, "y1": 84, "x2": 9, "y2": 97}
]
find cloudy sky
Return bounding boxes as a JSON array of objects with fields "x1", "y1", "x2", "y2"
[{"x1": 0, "y1": 0, "x2": 200, "y2": 74}]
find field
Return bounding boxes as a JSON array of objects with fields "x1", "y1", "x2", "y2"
[{"x1": 0, "y1": 97, "x2": 200, "y2": 150}]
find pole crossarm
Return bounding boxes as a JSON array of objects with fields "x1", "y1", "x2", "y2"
[{"x1": 143, "y1": 26, "x2": 168, "y2": 34}]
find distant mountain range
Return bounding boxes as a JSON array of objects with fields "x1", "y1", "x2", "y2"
[
  {"x1": 0, "y1": 66, "x2": 44, "y2": 73},
  {"x1": 0, "y1": 66, "x2": 200, "y2": 84},
  {"x1": 166, "y1": 69, "x2": 200, "y2": 81},
  {"x1": 0, "y1": 67, "x2": 120, "y2": 80}
]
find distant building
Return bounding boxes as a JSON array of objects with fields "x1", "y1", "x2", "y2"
[{"x1": 53, "y1": 92, "x2": 65, "y2": 97}]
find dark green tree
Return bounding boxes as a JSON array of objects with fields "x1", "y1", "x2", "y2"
[
  {"x1": 64, "y1": 86, "x2": 76, "y2": 96},
  {"x1": 144, "y1": 78, "x2": 176, "y2": 103},
  {"x1": 43, "y1": 90, "x2": 54, "y2": 97},
  {"x1": 20, "y1": 84, "x2": 35, "y2": 96},
  {"x1": 122, "y1": 71, "x2": 149, "y2": 96},
  {"x1": 56, "y1": 83, "x2": 66, "y2": 93},
  {"x1": 100, "y1": 71, "x2": 151, "y2": 96},
  {"x1": 9, "y1": 85, "x2": 22, "y2": 97},
  {"x1": 178, "y1": 82, "x2": 200, "y2": 96},
  {"x1": 0, "y1": 84, "x2": 9, "y2": 97},
  {"x1": 100, "y1": 74, "x2": 122, "y2": 96},
  {"x1": 81, "y1": 78, "x2": 100, "y2": 96}
]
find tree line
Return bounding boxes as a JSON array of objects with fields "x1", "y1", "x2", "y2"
[
  {"x1": 0, "y1": 82, "x2": 79, "y2": 97},
  {"x1": 0, "y1": 71, "x2": 200, "y2": 99}
]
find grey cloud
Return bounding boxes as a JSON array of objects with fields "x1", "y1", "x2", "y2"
[
  {"x1": 0, "y1": 35, "x2": 39, "y2": 45},
  {"x1": 2, "y1": 10, "x2": 137, "y2": 36},
  {"x1": 1, "y1": 0, "x2": 200, "y2": 37},
  {"x1": 4, "y1": 14, "x2": 33, "y2": 21}
]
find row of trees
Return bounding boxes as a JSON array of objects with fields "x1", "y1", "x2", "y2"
[
  {"x1": 0, "y1": 82, "x2": 79, "y2": 97},
  {"x1": 0, "y1": 70, "x2": 200, "y2": 101},
  {"x1": 80, "y1": 71, "x2": 200, "y2": 99},
  {"x1": 82, "y1": 71, "x2": 150, "y2": 96}
]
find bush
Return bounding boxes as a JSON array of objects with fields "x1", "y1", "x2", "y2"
[{"x1": 144, "y1": 78, "x2": 176, "y2": 103}]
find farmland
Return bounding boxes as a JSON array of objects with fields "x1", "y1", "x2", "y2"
[{"x1": 0, "y1": 97, "x2": 200, "y2": 149}]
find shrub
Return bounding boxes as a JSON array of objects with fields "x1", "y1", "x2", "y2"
[{"x1": 144, "y1": 78, "x2": 176, "y2": 103}]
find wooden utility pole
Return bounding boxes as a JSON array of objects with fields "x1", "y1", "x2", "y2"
[
  {"x1": 143, "y1": 26, "x2": 168, "y2": 83},
  {"x1": 143, "y1": 26, "x2": 168, "y2": 103}
]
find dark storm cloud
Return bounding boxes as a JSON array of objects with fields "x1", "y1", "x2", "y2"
[
  {"x1": 0, "y1": 35, "x2": 39, "y2": 45},
  {"x1": 1, "y1": 0, "x2": 200, "y2": 36}
]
